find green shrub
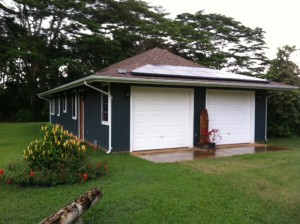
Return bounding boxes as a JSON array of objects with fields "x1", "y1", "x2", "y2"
[
  {"x1": 16, "y1": 108, "x2": 32, "y2": 122},
  {"x1": 0, "y1": 124, "x2": 108, "y2": 187},
  {"x1": 24, "y1": 124, "x2": 86, "y2": 170}
]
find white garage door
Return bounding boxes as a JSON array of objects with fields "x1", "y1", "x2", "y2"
[
  {"x1": 206, "y1": 90, "x2": 255, "y2": 145},
  {"x1": 131, "y1": 87, "x2": 193, "y2": 151}
]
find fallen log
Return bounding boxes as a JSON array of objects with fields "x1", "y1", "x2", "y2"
[{"x1": 40, "y1": 188, "x2": 102, "y2": 224}]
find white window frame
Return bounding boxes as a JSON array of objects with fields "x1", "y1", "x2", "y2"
[
  {"x1": 57, "y1": 95, "x2": 60, "y2": 116},
  {"x1": 50, "y1": 97, "x2": 55, "y2": 115},
  {"x1": 63, "y1": 92, "x2": 67, "y2": 113},
  {"x1": 101, "y1": 84, "x2": 110, "y2": 125},
  {"x1": 72, "y1": 91, "x2": 77, "y2": 120}
]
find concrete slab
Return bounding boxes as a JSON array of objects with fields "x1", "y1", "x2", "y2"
[{"x1": 132, "y1": 144, "x2": 291, "y2": 163}]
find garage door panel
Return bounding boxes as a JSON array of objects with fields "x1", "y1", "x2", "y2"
[
  {"x1": 206, "y1": 90, "x2": 254, "y2": 145},
  {"x1": 131, "y1": 87, "x2": 193, "y2": 151}
]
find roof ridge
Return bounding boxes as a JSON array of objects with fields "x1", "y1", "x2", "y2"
[{"x1": 97, "y1": 47, "x2": 201, "y2": 75}]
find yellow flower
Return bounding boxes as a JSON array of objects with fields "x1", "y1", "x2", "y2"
[{"x1": 81, "y1": 145, "x2": 86, "y2": 153}]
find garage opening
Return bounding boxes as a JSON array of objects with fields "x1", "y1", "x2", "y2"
[
  {"x1": 206, "y1": 90, "x2": 255, "y2": 145},
  {"x1": 130, "y1": 87, "x2": 194, "y2": 151}
]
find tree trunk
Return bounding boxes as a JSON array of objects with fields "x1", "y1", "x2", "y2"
[{"x1": 40, "y1": 188, "x2": 102, "y2": 224}]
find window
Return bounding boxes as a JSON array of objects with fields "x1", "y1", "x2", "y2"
[
  {"x1": 50, "y1": 97, "x2": 55, "y2": 115},
  {"x1": 72, "y1": 91, "x2": 77, "y2": 119},
  {"x1": 63, "y1": 93, "x2": 67, "y2": 113},
  {"x1": 101, "y1": 85, "x2": 109, "y2": 124},
  {"x1": 57, "y1": 95, "x2": 60, "y2": 116}
]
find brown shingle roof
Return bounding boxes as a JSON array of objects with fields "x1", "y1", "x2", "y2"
[{"x1": 96, "y1": 47, "x2": 201, "y2": 77}]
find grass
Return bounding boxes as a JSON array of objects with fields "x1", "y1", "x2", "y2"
[{"x1": 0, "y1": 123, "x2": 300, "y2": 224}]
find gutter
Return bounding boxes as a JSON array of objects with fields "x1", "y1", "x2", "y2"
[
  {"x1": 265, "y1": 94, "x2": 275, "y2": 141},
  {"x1": 38, "y1": 75, "x2": 299, "y2": 98},
  {"x1": 84, "y1": 81, "x2": 113, "y2": 154},
  {"x1": 38, "y1": 94, "x2": 52, "y2": 123}
]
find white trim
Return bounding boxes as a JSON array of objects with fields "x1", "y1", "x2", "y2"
[
  {"x1": 38, "y1": 75, "x2": 298, "y2": 98},
  {"x1": 50, "y1": 97, "x2": 55, "y2": 115},
  {"x1": 72, "y1": 90, "x2": 77, "y2": 120},
  {"x1": 57, "y1": 95, "x2": 60, "y2": 116},
  {"x1": 250, "y1": 91, "x2": 255, "y2": 143},
  {"x1": 130, "y1": 86, "x2": 194, "y2": 152},
  {"x1": 83, "y1": 81, "x2": 112, "y2": 153},
  {"x1": 63, "y1": 92, "x2": 67, "y2": 113},
  {"x1": 101, "y1": 84, "x2": 110, "y2": 126}
]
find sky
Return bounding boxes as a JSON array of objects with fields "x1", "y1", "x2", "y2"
[{"x1": 146, "y1": 0, "x2": 300, "y2": 66}]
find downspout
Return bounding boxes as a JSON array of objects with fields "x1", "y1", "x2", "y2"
[
  {"x1": 265, "y1": 94, "x2": 275, "y2": 141},
  {"x1": 38, "y1": 95, "x2": 52, "y2": 123},
  {"x1": 84, "y1": 81, "x2": 113, "y2": 154}
]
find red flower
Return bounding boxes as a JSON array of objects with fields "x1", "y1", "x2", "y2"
[
  {"x1": 104, "y1": 164, "x2": 108, "y2": 171},
  {"x1": 83, "y1": 173, "x2": 88, "y2": 181},
  {"x1": 30, "y1": 170, "x2": 35, "y2": 177},
  {"x1": 0, "y1": 169, "x2": 4, "y2": 176},
  {"x1": 7, "y1": 178, "x2": 11, "y2": 185},
  {"x1": 97, "y1": 162, "x2": 102, "y2": 170}
]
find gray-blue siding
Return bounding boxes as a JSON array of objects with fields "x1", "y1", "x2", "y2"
[
  {"x1": 51, "y1": 91, "x2": 78, "y2": 136},
  {"x1": 50, "y1": 85, "x2": 266, "y2": 152},
  {"x1": 84, "y1": 88, "x2": 109, "y2": 149},
  {"x1": 255, "y1": 90, "x2": 267, "y2": 141}
]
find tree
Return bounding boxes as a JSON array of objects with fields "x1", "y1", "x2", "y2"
[
  {"x1": 0, "y1": 0, "x2": 89, "y2": 120},
  {"x1": 0, "y1": 0, "x2": 171, "y2": 121},
  {"x1": 171, "y1": 11, "x2": 269, "y2": 76},
  {"x1": 265, "y1": 45, "x2": 300, "y2": 137},
  {"x1": 0, "y1": 0, "x2": 271, "y2": 121}
]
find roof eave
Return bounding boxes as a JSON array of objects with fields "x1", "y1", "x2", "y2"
[
  {"x1": 38, "y1": 75, "x2": 99, "y2": 98},
  {"x1": 38, "y1": 75, "x2": 298, "y2": 98}
]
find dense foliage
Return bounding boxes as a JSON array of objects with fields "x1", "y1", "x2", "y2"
[
  {"x1": 0, "y1": 0, "x2": 269, "y2": 121},
  {"x1": 265, "y1": 46, "x2": 300, "y2": 137},
  {"x1": 0, "y1": 124, "x2": 108, "y2": 186}
]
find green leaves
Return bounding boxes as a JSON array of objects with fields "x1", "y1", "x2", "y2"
[
  {"x1": 0, "y1": 0, "x2": 271, "y2": 121},
  {"x1": 266, "y1": 45, "x2": 300, "y2": 137},
  {"x1": 173, "y1": 11, "x2": 269, "y2": 76}
]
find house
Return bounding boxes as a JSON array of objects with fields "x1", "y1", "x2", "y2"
[{"x1": 38, "y1": 48, "x2": 298, "y2": 153}]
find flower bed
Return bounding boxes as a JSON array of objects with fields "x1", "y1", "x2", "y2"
[{"x1": 0, "y1": 124, "x2": 108, "y2": 187}]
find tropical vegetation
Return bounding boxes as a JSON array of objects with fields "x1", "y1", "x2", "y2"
[
  {"x1": 0, "y1": 123, "x2": 107, "y2": 186},
  {"x1": 0, "y1": 123, "x2": 300, "y2": 223},
  {"x1": 0, "y1": 0, "x2": 299, "y2": 137}
]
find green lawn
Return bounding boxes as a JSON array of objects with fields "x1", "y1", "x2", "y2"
[{"x1": 0, "y1": 123, "x2": 300, "y2": 224}]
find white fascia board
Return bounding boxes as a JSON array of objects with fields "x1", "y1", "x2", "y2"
[
  {"x1": 96, "y1": 76, "x2": 299, "y2": 91},
  {"x1": 38, "y1": 75, "x2": 299, "y2": 98},
  {"x1": 38, "y1": 75, "x2": 99, "y2": 98}
]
